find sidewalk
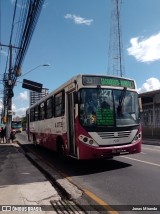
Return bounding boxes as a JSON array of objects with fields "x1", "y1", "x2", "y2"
[
  {"x1": 142, "y1": 138, "x2": 160, "y2": 146},
  {"x1": 0, "y1": 142, "x2": 61, "y2": 213},
  {"x1": 0, "y1": 135, "x2": 90, "y2": 214}
]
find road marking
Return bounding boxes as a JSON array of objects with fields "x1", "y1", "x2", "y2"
[
  {"x1": 142, "y1": 147, "x2": 160, "y2": 152},
  {"x1": 84, "y1": 189, "x2": 119, "y2": 214},
  {"x1": 141, "y1": 152, "x2": 146, "y2": 154},
  {"x1": 122, "y1": 156, "x2": 160, "y2": 167}
]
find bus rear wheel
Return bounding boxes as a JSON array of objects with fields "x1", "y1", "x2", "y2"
[
  {"x1": 57, "y1": 139, "x2": 65, "y2": 159},
  {"x1": 32, "y1": 134, "x2": 37, "y2": 147}
]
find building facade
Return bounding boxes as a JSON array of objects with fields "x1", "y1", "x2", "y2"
[
  {"x1": 29, "y1": 88, "x2": 49, "y2": 106},
  {"x1": 139, "y1": 90, "x2": 160, "y2": 138}
]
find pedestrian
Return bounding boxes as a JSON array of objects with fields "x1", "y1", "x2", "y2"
[
  {"x1": 10, "y1": 129, "x2": 16, "y2": 143},
  {"x1": 1, "y1": 127, "x2": 6, "y2": 143}
]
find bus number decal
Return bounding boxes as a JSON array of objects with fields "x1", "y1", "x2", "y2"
[{"x1": 55, "y1": 122, "x2": 63, "y2": 127}]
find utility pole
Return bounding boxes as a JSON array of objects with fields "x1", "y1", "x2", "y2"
[
  {"x1": 1, "y1": 43, "x2": 20, "y2": 141},
  {"x1": 6, "y1": 45, "x2": 13, "y2": 141},
  {"x1": 107, "y1": 0, "x2": 125, "y2": 77}
]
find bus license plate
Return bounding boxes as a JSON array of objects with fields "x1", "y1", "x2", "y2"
[{"x1": 112, "y1": 149, "x2": 121, "y2": 154}]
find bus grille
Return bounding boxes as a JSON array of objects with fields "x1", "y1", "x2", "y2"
[{"x1": 97, "y1": 131, "x2": 131, "y2": 139}]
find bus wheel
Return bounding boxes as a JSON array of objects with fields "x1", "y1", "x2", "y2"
[
  {"x1": 32, "y1": 134, "x2": 37, "y2": 147},
  {"x1": 57, "y1": 139, "x2": 65, "y2": 159}
]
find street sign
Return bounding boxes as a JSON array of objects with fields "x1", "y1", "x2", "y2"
[{"x1": 22, "y1": 79, "x2": 43, "y2": 92}]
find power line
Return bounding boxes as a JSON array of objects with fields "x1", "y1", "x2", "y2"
[
  {"x1": 1, "y1": 0, "x2": 45, "y2": 141},
  {"x1": 3, "y1": 0, "x2": 18, "y2": 75},
  {"x1": 9, "y1": 0, "x2": 18, "y2": 45},
  {"x1": 13, "y1": 0, "x2": 45, "y2": 75}
]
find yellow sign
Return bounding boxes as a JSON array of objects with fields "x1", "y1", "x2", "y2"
[{"x1": 3, "y1": 117, "x2": 6, "y2": 123}]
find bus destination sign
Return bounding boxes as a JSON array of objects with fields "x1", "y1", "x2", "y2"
[{"x1": 82, "y1": 76, "x2": 135, "y2": 89}]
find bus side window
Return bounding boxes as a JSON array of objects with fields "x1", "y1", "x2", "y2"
[
  {"x1": 46, "y1": 97, "x2": 53, "y2": 119},
  {"x1": 30, "y1": 108, "x2": 34, "y2": 122},
  {"x1": 54, "y1": 90, "x2": 65, "y2": 117},
  {"x1": 34, "y1": 105, "x2": 39, "y2": 121},
  {"x1": 39, "y1": 102, "x2": 45, "y2": 120}
]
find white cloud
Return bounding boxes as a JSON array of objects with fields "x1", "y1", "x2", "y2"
[
  {"x1": 64, "y1": 14, "x2": 93, "y2": 26},
  {"x1": 12, "y1": 91, "x2": 28, "y2": 116},
  {"x1": 18, "y1": 91, "x2": 28, "y2": 101},
  {"x1": 43, "y1": 2, "x2": 49, "y2": 8},
  {"x1": 138, "y1": 77, "x2": 160, "y2": 94},
  {"x1": 14, "y1": 107, "x2": 28, "y2": 117},
  {"x1": 12, "y1": 102, "x2": 28, "y2": 117},
  {"x1": 12, "y1": 103, "x2": 16, "y2": 112},
  {"x1": 0, "y1": 99, "x2": 3, "y2": 111},
  {"x1": 0, "y1": 97, "x2": 28, "y2": 118},
  {"x1": 127, "y1": 33, "x2": 160, "y2": 63}
]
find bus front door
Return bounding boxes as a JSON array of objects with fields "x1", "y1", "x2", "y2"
[{"x1": 67, "y1": 92, "x2": 77, "y2": 157}]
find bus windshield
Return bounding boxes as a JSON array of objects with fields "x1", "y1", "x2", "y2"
[
  {"x1": 11, "y1": 121, "x2": 22, "y2": 129},
  {"x1": 79, "y1": 88, "x2": 139, "y2": 127},
  {"x1": 11, "y1": 121, "x2": 22, "y2": 133}
]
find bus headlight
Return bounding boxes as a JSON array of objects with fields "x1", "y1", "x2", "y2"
[
  {"x1": 78, "y1": 135, "x2": 99, "y2": 147},
  {"x1": 132, "y1": 130, "x2": 142, "y2": 143},
  {"x1": 83, "y1": 137, "x2": 88, "y2": 142},
  {"x1": 89, "y1": 140, "x2": 94, "y2": 145}
]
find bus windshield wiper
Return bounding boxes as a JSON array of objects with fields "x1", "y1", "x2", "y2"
[{"x1": 117, "y1": 87, "x2": 127, "y2": 115}]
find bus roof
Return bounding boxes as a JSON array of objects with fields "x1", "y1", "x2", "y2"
[{"x1": 27, "y1": 74, "x2": 136, "y2": 110}]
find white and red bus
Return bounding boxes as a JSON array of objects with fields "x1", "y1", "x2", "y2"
[{"x1": 26, "y1": 74, "x2": 141, "y2": 160}]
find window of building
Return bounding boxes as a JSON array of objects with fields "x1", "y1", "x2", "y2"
[
  {"x1": 141, "y1": 105, "x2": 153, "y2": 127},
  {"x1": 155, "y1": 104, "x2": 160, "y2": 128}
]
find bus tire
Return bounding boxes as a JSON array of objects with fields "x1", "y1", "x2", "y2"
[
  {"x1": 32, "y1": 134, "x2": 37, "y2": 147},
  {"x1": 56, "y1": 138, "x2": 65, "y2": 159}
]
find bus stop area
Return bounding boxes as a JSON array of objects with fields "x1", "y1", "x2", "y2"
[
  {"x1": 0, "y1": 142, "x2": 61, "y2": 213},
  {"x1": 0, "y1": 140, "x2": 89, "y2": 214}
]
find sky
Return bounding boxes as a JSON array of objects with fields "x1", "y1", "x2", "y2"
[{"x1": 1, "y1": 0, "x2": 160, "y2": 117}]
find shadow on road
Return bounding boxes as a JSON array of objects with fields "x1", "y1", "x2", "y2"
[{"x1": 21, "y1": 144, "x2": 132, "y2": 177}]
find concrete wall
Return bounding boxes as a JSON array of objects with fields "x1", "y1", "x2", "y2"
[{"x1": 142, "y1": 127, "x2": 160, "y2": 138}]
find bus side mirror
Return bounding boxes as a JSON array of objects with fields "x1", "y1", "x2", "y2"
[{"x1": 74, "y1": 92, "x2": 78, "y2": 104}]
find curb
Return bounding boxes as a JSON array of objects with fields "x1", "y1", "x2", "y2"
[{"x1": 142, "y1": 139, "x2": 160, "y2": 146}]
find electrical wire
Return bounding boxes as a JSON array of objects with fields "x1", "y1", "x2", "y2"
[
  {"x1": 12, "y1": 0, "x2": 29, "y2": 69},
  {"x1": 4, "y1": 0, "x2": 18, "y2": 75},
  {"x1": 9, "y1": 0, "x2": 18, "y2": 45},
  {"x1": 2, "y1": 0, "x2": 45, "y2": 115},
  {"x1": 0, "y1": 0, "x2": 1, "y2": 44},
  {"x1": 13, "y1": 0, "x2": 45, "y2": 74}
]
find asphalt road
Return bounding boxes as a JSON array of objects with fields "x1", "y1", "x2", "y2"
[
  {"x1": 17, "y1": 133, "x2": 160, "y2": 214},
  {"x1": 63, "y1": 144, "x2": 160, "y2": 213}
]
